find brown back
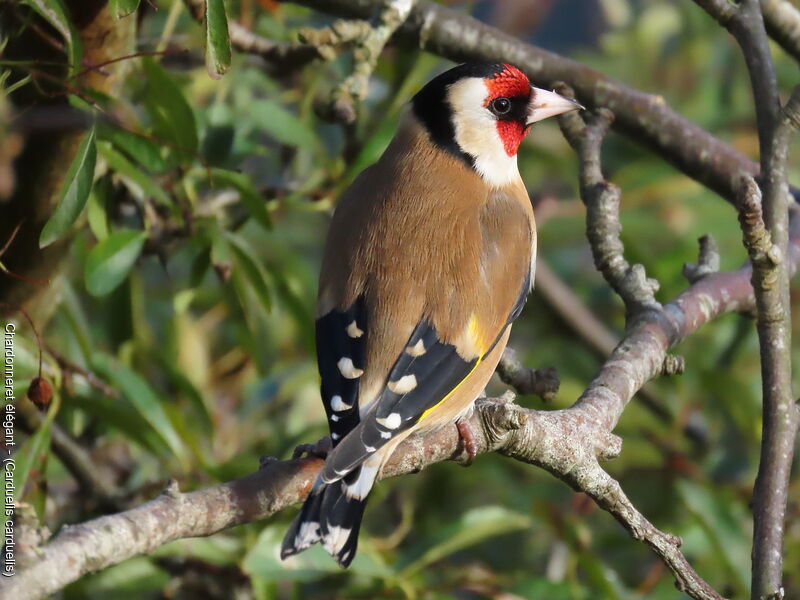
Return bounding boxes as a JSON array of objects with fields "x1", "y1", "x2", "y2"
[{"x1": 318, "y1": 114, "x2": 535, "y2": 406}]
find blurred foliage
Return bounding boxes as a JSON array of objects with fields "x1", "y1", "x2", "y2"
[{"x1": 2, "y1": 0, "x2": 800, "y2": 599}]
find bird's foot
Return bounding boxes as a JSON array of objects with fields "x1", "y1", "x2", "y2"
[
  {"x1": 456, "y1": 418, "x2": 478, "y2": 466},
  {"x1": 292, "y1": 436, "x2": 332, "y2": 460}
]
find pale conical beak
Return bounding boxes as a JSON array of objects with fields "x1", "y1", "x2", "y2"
[{"x1": 526, "y1": 87, "x2": 583, "y2": 125}]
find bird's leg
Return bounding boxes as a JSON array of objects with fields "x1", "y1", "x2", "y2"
[
  {"x1": 292, "y1": 436, "x2": 333, "y2": 460},
  {"x1": 456, "y1": 418, "x2": 478, "y2": 466}
]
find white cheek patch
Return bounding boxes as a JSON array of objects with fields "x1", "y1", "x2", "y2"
[{"x1": 447, "y1": 78, "x2": 520, "y2": 188}]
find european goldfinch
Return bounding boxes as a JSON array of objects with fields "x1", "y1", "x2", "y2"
[{"x1": 281, "y1": 63, "x2": 580, "y2": 567}]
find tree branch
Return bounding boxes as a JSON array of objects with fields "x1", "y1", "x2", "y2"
[
  {"x1": 10, "y1": 213, "x2": 800, "y2": 599},
  {"x1": 300, "y1": 0, "x2": 416, "y2": 123},
  {"x1": 228, "y1": 22, "x2": 325, "y2": 70},
  {"x1": 762, "y1": 0, "x2": 800, "y2": 64},
  {"x1": 284, "y1": 0, "x2": 791, "y2": 206},
  {"x1": 683, "y1": 234, "x2": 721, "y2": 283},
  {"x1": 556, "y1": 100, "x2": 661, "y2": 317},
  {"x1": 700, "y1": 0, "x2": 800, "y2": 595},
  {"x1": 496, "y1": 347, "x2": 559, "y2": 402}
]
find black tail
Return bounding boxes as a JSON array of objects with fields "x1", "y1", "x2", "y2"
[{"x1": 281, "y1": 464, "x2": 377, "y2": 567}]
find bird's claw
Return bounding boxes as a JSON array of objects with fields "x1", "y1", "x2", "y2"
[
  {"x1": 292, "y1": 436, "x2": 333, "y2": 460},
  {"x1": 456, "y1": 418, "x2": 478, "y2": 466}
]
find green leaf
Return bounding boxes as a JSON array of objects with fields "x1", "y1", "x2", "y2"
[
  {"x1": 205, "y1": 0, "x2": 231, "y2": 79},
  {"x1": 97, "y1": 141, "x2": 171, "y2": 205},
  {"x1": 9, "y1": 390, "x2": 60, "y2": 530},
  {"x1": 98, "y1": 124, "x2": 169, "y2": 173},
  {"x1": 142, "y1": 58, "x2": 198, "y2": 158},
  {"x1": 72, "y1": 392, "x2": 167, "y2": 456},
  {"x1": 21, "y1": 0, "x2": 82, "y2": 76},
  {"x1": 224, "y1": 232, "x2": 272, "y2": 314},
  {"x1": 2, "y1": 73, "x2": 32, "y2": 96},
  {"x1": 210, "y1": 231, "x2": 232, "y2": 268},
  {"x1": 210, "y1": 168, "x2": 270, "y2": 229},
  {"x1": 250, "y1": 100, "x2": 317, "y2": 149},
  {"x1": 155, "y1": 351, "x2": 214, "y2": 436},
  {"x1": 39, "y1": 127, "x2": 96, "y2": 247},
  {"x1": 84, "y1": 229, "x2": 147, "y2": 296},
  {"x1": 109, "y1": 0, "x2": 139, "y2": 18},
  {"x1": 398, "y1": 506, "x2": 531, "y2": 577},
  {"x1": 265, "y1": 266, "x2": 314, "y2": 351},
  {"x1": 12, "y1": 407, "x2": 56, "y2": 503},
  {"x1": 201, "y1": 124, "x2": 234, "y2": 166},
  {"x1": 65, "y1": 557, "x2": 170, "y2": 599},
  {"x1": 92, "y1": 354, "x2": 189, "y2": 464},
  {"x1": 87, "y1": 177, "x2": 111, "y2": 241}
]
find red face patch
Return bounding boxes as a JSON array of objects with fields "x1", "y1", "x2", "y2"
[
  {"x1": 484, "y1": 64, "x2": 531, "y2": 100},
  {"x1": 484, "y1": 64, "x2": 532, "y2": 157},
  {"x1": 496, "y1": 121, "x2": 531, "y2": 156}
]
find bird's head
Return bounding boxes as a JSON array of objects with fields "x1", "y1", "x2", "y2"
[{"x1": 412, "y1": 63, "x2": 582, "y2": 186}]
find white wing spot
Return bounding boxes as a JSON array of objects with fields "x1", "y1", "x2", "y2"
[
  {"x1": 295, "y1": 521, "x2": 320, "y2": 547},
  {"x1": 330, "y1": 414, "x2": 339, "y2": 422},
  {"x1": 337, "y1": 357, "x2": 363, "y2": 379},
  {"x1": 387, "y1": 374, "x2": 417, "y2": 394},
  {"x1": 380, "y1": 431, "x2": 392, "y2": 439},
  {"x1": 331, "y1": 432, "x2": 340, "y2": 440},
  {"x1": 344, "y1": 465, "x2": 378, "y2": 500},
  {"x1": 365, "y1": 445, "x2": 376, "y2": 452},
  {"x1": 345, "y1": 320, "x2": 364, "y2": 338},
  {"x1": 406, "y1": 339, "x2": 426, "y2": 356},
  {"x1": 323, "y1": 525, "x2": 351, "y2": 555},
  {"x1": 330, "y1": 395, "x2": 353, "y2": 412},
  {"x1": 377, "y1": 412, "x2": 402, "y2": 430}
]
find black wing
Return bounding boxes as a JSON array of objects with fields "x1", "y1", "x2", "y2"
[
  {"x1": 318, "y1": 272, "x2": 533, "y2": 483},
  {"x1": 320, "y1": 319, "x2": 479, "y2": 482},
  {"x1": 316, "y1": 297, "x2": 368, "y2": 446}
]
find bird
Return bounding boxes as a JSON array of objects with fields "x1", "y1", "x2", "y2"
[{"x1": 281, "y1": 62, "x2": 581, "y2": 567}]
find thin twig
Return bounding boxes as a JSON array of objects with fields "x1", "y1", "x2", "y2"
[
  {"x1": 228, "y1": 22, "x2": 325, "y2": 70},
  {"x1": 496, "y1": 347, "x2": 559, "y2": 402},
  {"x1": 683, "y1": 235, "x2": 721, "y2": 283},
  {"x1": 300, "y1": 0, "x2": 416, "y2": 122},
  {"x1": 555, "y1": 93, "x2": 661, "y2": 318},
  {"x1": 45, "y1": 346, "x2": 119, "y2": 399}
]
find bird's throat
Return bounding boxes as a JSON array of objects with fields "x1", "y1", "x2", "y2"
[{"x1": 496, "y1": 121, "x2": 530, "y2": 156}]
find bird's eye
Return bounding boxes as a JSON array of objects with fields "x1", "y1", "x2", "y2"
[{"x1": 491, "y1": 97, "x2": 511, "y2": 115}]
